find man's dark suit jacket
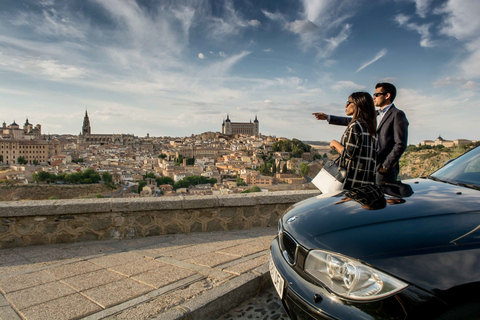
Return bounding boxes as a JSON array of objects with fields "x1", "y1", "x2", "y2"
[{"x1": 329, "y1": 104, "x2": 409, "y2": 172}]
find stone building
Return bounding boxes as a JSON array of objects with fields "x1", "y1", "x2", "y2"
[
  {"x1": 1, "y1": 119, "x2": 42, "y2": 140},
  {"x1": 0, "y1": 138, "x2": 61, "y2": 165},
  {"x1": 419, "y1": 136, "x2": 474, "y2": 148},
  {"x1": 0, "y1": 117, "x2": 60, "y2": 165},
  {"x1": 77, "y1": 110, "x2": 135, "y2": 147},
  {"x1": 221, "y1": 115, "x2": 259, "y2": 136}
]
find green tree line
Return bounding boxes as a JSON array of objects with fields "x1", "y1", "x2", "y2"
[
  {"x1": 138, "y1": 172, "x2": 216, "y2": 192},
  {"x1": 32, "y1": 169, "x2": 101, "y2": 184},
  {"x1": 272, "y1": 138, "x2": 312, "y2": 158}
]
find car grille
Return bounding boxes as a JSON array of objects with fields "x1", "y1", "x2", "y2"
[{"x1": 279, "y1": 228, "x2": 299, "y2": 265}]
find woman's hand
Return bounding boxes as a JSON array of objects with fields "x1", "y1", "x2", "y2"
[{"x1": 330, "y1": 140, "x2": 344, "y2": 154}]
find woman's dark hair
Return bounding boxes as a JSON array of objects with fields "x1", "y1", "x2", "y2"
[{"x1": 349, "y1": 92, "x2": 376, "y2": 136}]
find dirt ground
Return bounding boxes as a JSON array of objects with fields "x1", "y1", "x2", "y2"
[{"x1": 0, "y1": 184, "x2": 116, "y2": 201}]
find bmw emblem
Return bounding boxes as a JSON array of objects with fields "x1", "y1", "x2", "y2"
[{"x1": 287, "y1": 216, "x2": 298, "y2": 223}]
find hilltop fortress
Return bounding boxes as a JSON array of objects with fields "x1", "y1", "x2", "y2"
[{"x1": 221, "y1": 115, "x2": 259, "y2": 136}]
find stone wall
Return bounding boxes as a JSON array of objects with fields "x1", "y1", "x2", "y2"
[{"x1": 0, "y1": 190, "x2": 319, "y2": 249}]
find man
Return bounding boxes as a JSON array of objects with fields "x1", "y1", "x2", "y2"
[{"x1": 313, "y1": 82, "x2": 409, "y2": 184}]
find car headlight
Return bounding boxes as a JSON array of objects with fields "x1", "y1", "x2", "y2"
[{"x1": 305, "y1": 250, "x2": 408, "y2": 301}]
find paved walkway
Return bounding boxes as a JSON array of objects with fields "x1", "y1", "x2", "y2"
[{"x1": 0, "y1": 228, "x2": 277, "y2": 320}]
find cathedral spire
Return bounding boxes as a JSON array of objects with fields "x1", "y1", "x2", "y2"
[{"x1": 82, "y1": 109, "x2": 91, "y2": 136}]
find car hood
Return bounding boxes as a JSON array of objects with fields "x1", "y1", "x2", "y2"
[{"x1": 282, "y1": 178, "x2": 480, "y2": 260}]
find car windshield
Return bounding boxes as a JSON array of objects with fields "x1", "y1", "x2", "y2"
[{"x1": 429, "y1": 146, "x2": 480, "y2": 189}]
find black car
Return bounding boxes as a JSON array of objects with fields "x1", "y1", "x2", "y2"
[{"x1": 270, "y1": 146, "x2": 480, "y2": 320}]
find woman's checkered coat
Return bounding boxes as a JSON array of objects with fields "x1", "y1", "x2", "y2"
[{"x1": 340, "y1": 120, "x2": 377, "y2": 190}]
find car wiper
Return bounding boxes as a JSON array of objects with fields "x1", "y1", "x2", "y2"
[
  {"x1": 426, "y1": 175, "x2": 447, "y2": 183},
  {"x1": 454, "y1": 182, "x2": 480, "y2": 191}
]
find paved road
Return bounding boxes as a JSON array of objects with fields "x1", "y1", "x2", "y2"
[
  {"x1": 0, "y1": 228, "x2": 276, "y2": 320},
  {"x1": 217, "y1": 286, "x2": 290, "y2": 320}
]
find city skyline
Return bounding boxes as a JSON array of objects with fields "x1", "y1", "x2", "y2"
[{"x1": 1, "y1": 0, "x2": 479, "y2": 144}]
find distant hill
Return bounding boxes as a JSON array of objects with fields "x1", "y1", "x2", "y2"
[
  {"x1": 303, "y1": 141, "x2": 329, "y2": 146},
  {"x1": 399, "y1": 143, "x2": 479, "y2": 179}
]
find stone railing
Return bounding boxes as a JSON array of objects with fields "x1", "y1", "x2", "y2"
[{"x1": 0, "y1": 190, "x2": 320, "y2": 249}]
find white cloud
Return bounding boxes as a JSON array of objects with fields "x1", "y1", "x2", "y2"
[
  {"x1": 316, "y1": 24, "x2": 351, "y2": 59},
  {"x1": 331, "y1": 81, "x2": 366, "y2": 91},
  {"x1": 323, "y1": 59, "x2": 337, "y2": 67},
  {"x1": 300, "y1": 0, "x2": 354, "y2": 29},
  {"x1": 413, "y1": 0, "x2": 433, "y2": 18},
  {"x1": 433, "y1": 76, "x2": 464, "y2": 87},
  {"x1": 200, "y1": 51, "x2": 250, "y2": 77},
  {"x1": 172, "y1": 6, "x2": 196, "y2": 38},
  {"x1": 462, "y1": 81, "x2": 478, "y2": 89},
  {"x1": 436, "y1": 0, "x2": 480, "y2": 79},
  {"x1": 219, "y1": 51, "x2": 226, "y2": 57},
  {"x1": 262, "y1": 10, "x2": 285, "y2": 22},
  {"x1": 264, "y1": 1, "x2": 354, "y2": 58},
  {"x1": 0, "y1": 52, "x2": 85, "y2": 79},
  {"x1": 395, "y1": 14, "x2": 435, "y2": 48},
  {"x1": 0, "y1": 88, "x2": 30, "y2": 96},
  {"x1": 396, "y1": 87, "x2": 479, "y2": 143},
  {"x1": 248, "y1": 19, "x2": 261, "y2": 27},
  {"x1": 356, "y1": 48, "x2": 388, "y2": 73},
  {"x1": 285, "y1": 20, "x2": 319, "y2": 34},
  {"x1": 198, "y1": 53, "x2": 205, "y2": 59},
  {"x1": 206, "y1": 0, "x2": 261, "y2": 39},
  {"x1": 437, "y1": 0, "x2": 480, "y2": 40}
]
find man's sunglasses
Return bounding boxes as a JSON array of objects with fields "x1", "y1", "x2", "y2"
[{"x1": 373, "y1": 92, "x2": 387, "y2": 97}]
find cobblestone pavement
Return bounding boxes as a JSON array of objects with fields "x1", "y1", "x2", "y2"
[
  {"x1": 0, "y1": 228, "x2": 277, "y2": 320},
  {"x1": 217, "y1": 286, "x2": 290, "y2": 320}
]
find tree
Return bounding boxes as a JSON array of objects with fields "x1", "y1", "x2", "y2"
[
  {"x1": 0, "y1": 155, "x2": 3, "y2": 162},
  {"x1": 242, "y1": 185, "x2": 261, "y2": 193},
  {"x1": 33, "y1": 171, "x2": 52, "y2": 183},
  {"x1": 102, "y1": 172, "x2": 113, "y2": 185},
  {"x1": 236, "y1": 177, "x2": 247, "y2": 186},
  {"x1": 174, "y1": 155, "x2": 185, "y2": 165},
  {"x1": 82, "y1": 169, "x2": 101, "y2": 183},
  {"x1": 33, "y1": 160, "x2": 39, "y2": 165},
  {"x1": 299, "y1": 163, "x2": 309, "y2": 178},
  {"x1": 173, "y1": 175, "x2": 217, "y2": 190},
  {"x1": 282, "y1": 163, "x2": 288, "y2": 174},
  {"x1": 158, "y1": 153, "x2": 167, "y2": 159},
  {"x1": 272, "y1": 161, "x2": 277, "y2": 174},
  {"x1": 137, "y1": 181, "x2": 147, "y2": 193},
  {"x1": 156, "y1": 176, "x2": 174, "y2": 186},
  {"x1": 143, "y1": 172, "x2": 156, "y2": 179},
  {"x1": 17, "y1": 157, "x2": 27, "y2": 165}
]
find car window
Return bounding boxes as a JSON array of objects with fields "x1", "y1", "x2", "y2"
[
  {"x1": 431, "y1": 147, "x2": 480, "y2": 187},
  {"x1": 465, "y1": 157, "x2": 480, "y2": 173}
]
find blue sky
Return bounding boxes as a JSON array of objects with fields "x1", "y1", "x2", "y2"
[{"x1": 1, "y1": 0, "x2": 479, "y2": 145}]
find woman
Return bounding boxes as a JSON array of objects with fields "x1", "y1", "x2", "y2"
[{"x1": 329, "y1": 92, "x2": 377, "y2": 190}]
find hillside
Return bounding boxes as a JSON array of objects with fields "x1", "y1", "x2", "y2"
[
  {"x1": 399, "y1": 144, "x2": 478, "y2": 179},
  {"x1": 0, "y1": 184, "x2": 116, "y2": 201}
]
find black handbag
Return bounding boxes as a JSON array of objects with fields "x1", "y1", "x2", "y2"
[{"x1": 323, "y1": 157, "x2": 347, "y2": 182}]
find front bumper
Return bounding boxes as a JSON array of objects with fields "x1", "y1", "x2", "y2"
[{"x1": 270, "y1": 238, "x2": 439, "y2": 320}]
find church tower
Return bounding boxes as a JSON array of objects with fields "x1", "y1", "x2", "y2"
[
  {"x1": 82, "y1": 110, "x2": 91, "y2": 136},
  {"x1": 253, "y1": 115, "x2": 259, "y2": 136}
]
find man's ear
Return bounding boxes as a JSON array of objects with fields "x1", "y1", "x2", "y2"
[{"x1": 385, "y1": 93, "x2": 391, "y2": 102}]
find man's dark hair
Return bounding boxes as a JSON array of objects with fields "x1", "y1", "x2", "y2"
[{"x1": 375, "y1": 82, "x2": 396, "y2": 103}]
